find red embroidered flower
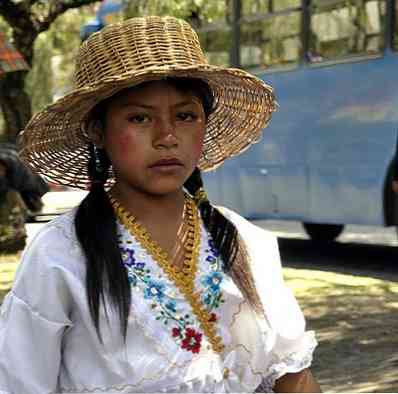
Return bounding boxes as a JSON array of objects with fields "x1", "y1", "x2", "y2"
[
  {"x1": 208, "y1": 313, "x2": 217, "y2": 322},
  {"x1": 181, "y1": 328, "x2": 202, "y2": 353},
  {"x1": 172, "y1": 327, "x2": 181, "y2": 337}
]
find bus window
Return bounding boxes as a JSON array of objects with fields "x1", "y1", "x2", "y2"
[
  {"x1": 194, "y1": 2, "x2": 232, "y2": 66},
  {"x1": 394, "y1": 0, "x2": 398, "y2": 50},
  {"x1": 240, "y1": 2, "x2": 302, "y2": 69},
  {"x1": 241, "y1": 0, "x2": 301, "y2": 14},
  {"x1": 197, "y1": 26, "x2": 232, "y2": 66},
  {"x1": 310, "y1": 0, "x2": 386, "y2": 62}
]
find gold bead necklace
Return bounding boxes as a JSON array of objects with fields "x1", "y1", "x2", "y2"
[{"x1": 108, "y1": 193, "x2": 225, "y2": 354}]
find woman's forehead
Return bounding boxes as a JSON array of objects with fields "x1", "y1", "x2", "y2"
[{"x1": 110, "y1": 80, "x2": 202, "y2": 106}]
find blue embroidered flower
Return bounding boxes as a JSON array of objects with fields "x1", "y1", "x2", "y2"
[
  {"x1": 135, "y1": 262, "x2": 146, "y2": 271},
  {"x1": 144, "y1": 279, "x2": 165, "y2": 301},
  {"x1": 208, "y1": 239, "x2": 219, "y2": 256},
  {"x1": 121, "y1": 248, "x2": 136, "y2": 267},
  {"x1": 202, "y1": 271, "x2": 223, "y2": 292},
  {"x1": 206, "y1": 255, "x2": 217, "y2": 263},
  {"x1": 165, "y1": 300, "x2": 177, "y2": 312}
]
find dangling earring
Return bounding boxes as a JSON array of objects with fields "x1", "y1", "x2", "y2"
[{"x1": 93, "y1": 145, "x2": 104, "y2": 175}]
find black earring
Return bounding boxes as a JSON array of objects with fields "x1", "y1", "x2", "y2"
[{"x1": 93, "y1": 146, "x2": 104, "y2": 174}]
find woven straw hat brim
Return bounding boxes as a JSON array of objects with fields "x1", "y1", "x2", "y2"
[{"x1": 20, "y1": 64, "x2": 276, "y2": 190}]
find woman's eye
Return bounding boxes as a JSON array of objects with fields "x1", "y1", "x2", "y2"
[
  {"x1": 128, "y1": 114, "x2": 150, "y2": 123},
  {"x1": 177, "y1": 112, "x2": 197, "y2": 121}
]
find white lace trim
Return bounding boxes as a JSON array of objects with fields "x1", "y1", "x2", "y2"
[
  {"x1": 256, "y1": 331, "x2": 317, "y2": 393},
  {"x1": 58, "y1": 344, "x2": 264, "y2": 393}
]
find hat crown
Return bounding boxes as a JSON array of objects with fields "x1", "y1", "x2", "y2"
[{"x1": 74, "y1": 16, "x2": 208, "y2": 88}]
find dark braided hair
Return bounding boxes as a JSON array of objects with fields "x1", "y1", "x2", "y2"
[
  {"x1": 74, "y1": 77, "x2": 259, "y2": 341},
  {"x1": 75, "y1": 143, "x2": 131, "y2": 341}
]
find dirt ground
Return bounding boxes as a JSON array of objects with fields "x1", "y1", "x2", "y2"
[
  {"x1": 285, "y1": 268, "x2": 398, "y2": 393},
  {"x1": 1, "y1": 254, "x2": 397, "y2": 393}
]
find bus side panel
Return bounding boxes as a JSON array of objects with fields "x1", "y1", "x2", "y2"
[{"x1": 206, "y1": 54, "x2": 398, "y2": 226}]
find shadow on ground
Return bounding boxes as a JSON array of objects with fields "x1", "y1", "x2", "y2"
[
  {"x1": 281, "y1": 238, "x2": 398, "y2": 393},
  {"x1": 279, "y1": 237, "x2": 398, "y2": 281}
]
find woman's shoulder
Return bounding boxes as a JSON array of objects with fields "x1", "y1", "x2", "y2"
[
  {"x1": 29, "y1": 209, "x2": 78, "y2": 248},
  {"x1": 8, "y1": 210, "x2": 83, "y2": 323},
  {"x1": 17, "y1": 209, "x2": 84, "y2": 279}
]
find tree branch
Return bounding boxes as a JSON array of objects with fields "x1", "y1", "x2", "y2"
[{"x1": 37, "y1": 0, "x2": 100, "y2": 33}]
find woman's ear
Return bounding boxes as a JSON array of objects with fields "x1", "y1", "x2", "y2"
[{"x1": 87, "y1": 120, "x2": 105, "y2": 148}]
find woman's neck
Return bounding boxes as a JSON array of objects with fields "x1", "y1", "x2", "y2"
[{"x1": 109, "y1": 185, "x2": 186, "y2": 227}]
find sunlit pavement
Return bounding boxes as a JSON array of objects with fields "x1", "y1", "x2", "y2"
[
  {"x1": 27, "y1": 218, "x2": 398, "y2": 249},
  {"x1": 24, "y1": 191, "x2": 398, "y2": 246},
  {"x1": 253, "y1": 220, "x2": 398, "y2": 247}
]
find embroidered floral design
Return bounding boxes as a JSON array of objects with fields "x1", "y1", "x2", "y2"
[
  {"x1": 165, "y1": 300, "x2": 177, "y2": 312},
  {"x1": 120, "y1": 244, "x2": 200, "y2": 353},
  {"x1": 144, "y1": 279, "x2": 165, "y2": 301},
  {"x1": 120, "y1": 246, "x2": 151, "y2": 288},
  {"x1": 181, "y1": 328, "x2": 203, "y2": 353},
  {"x1": 119, "y1": 233, "x2": 226, "y2": 355},
  {"x1": 121, "y1": 248, "x2": 136, "y2": 267},
  {"x1": 208, "y1": 312, "x2": 217, "y2": 322},
  {"x1": 203, "y1": 271, "x2": 223, "y2": 291},
  {"x1": 172, "y1": 327, "x2": 203, "y2": 353},
  {"x1": 201, "y1": 239, "x2": 225, "y2": 313}
]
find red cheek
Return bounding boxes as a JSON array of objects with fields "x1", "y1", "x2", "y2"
[
  {"x1": 192, "y1": 133, "x2": 205, "y2": 161},
  {"x1": 109, "y1": 134, "x2": 133, "y2": 159}
]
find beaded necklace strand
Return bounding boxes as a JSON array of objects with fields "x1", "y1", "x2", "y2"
[{"x1": 108, "y1": 193, "x2": 225, "y2": 353}]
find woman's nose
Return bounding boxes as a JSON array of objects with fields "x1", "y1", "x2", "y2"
[{"x1": 154, "y1": 119, "x2": 178, "y2": 149}]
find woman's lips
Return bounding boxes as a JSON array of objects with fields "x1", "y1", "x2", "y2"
[{"x1": 149, "y1": 158, "x2": 184, "y2": 171}]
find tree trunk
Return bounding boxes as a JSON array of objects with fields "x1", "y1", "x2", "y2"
[{"x1": 0, "y1": 71, "x2": 31, "y2": 143}]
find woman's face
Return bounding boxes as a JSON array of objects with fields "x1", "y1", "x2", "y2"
[{"x1": 96, "y1": 80, "x2": 206, "y2": 197}]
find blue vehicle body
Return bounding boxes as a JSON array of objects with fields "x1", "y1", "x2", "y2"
[{"x1": 204, "y1": 51, "x2": 398, "y2": 226}]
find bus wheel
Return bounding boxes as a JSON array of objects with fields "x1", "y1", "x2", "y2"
[{"x1": 302, "y1": 223, "x2": 344, "y2": 242}]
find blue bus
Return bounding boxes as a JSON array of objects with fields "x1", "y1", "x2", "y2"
[{"x1": 198, "y1": 0, "x2": 398, "y2": 241}]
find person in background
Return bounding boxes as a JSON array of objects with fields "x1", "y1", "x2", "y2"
[
  {"x1": 393, "y1": 135, "x2": 398, "y2": 194},
  {"x1": 0, "y1": 143, "x2": 48, "y2": 251},
  {"x1": 0, "y1": 32, "x2": 35, "y2": 252}
]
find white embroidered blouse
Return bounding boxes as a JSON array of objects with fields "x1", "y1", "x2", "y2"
[{"x1": 0, "y1": 207, "x2": 316, "y2": 394}]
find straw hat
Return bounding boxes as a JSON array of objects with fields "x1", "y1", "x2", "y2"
[{"x1": 19, "y1": 16, "x2": 276, "y2": 190}]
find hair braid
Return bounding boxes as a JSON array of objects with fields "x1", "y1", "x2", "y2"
[{"x1": 75, "y1": 144, "x2": 131, "y2": 341}]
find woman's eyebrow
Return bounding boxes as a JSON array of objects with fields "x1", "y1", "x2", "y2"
[
  {"x1": 120, "y1": 99, "x2": 199, "y2": 109},
  {"x1": 173, "y1": 100, "x2": 200, "y2": 108},
  {"x1": 120, "y1": 102, "x2": 154, "y2": 109}
]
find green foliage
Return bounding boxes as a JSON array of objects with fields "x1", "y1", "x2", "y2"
[
  {"x1": 0, "y1": 16, "x2": 11, "y2": 134},
  {"x1": 26, "y1": 5, "x2": 97, "y2": 113},
  {"x1": 123, "y1": 0, "x2": 232, "y2": 66},
  {"x1": 25, "y1": 35, "x2": 53, "y2": 113},
  {"x1": 124, "y1": 0, "x2": 227, "y2": 22},
  {"x1": 0, "y1": 16, "x2": 11, "y2": 39}
]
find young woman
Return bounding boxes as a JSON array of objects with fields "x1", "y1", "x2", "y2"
[{"x1": 0, "y1": 16, "x2": 320, "y2": 393}]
